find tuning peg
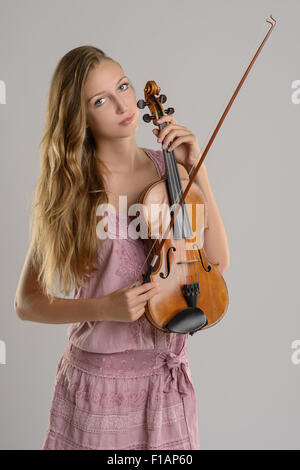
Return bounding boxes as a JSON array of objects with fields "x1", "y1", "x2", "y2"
[
  {"x1": 137, "y1": 99, "x2": 149, "y2": 109},
  {"x1": 142, "y1": 114, "x2": 156, "y2": 123},
  {"x1": 159, "y1": 94, "x2": 167, "y2": 103},
  {"x1": 165, "y1": 107, "x2": 175, "y2": 115}
]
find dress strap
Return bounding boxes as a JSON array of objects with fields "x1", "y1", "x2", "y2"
[{"x1": 142, "y1": 148, "x2": 166, "y2": 179}]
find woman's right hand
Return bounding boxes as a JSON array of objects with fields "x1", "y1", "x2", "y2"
[{"x1": 100, "y1": 278, "x2": 161, "y2": 322}]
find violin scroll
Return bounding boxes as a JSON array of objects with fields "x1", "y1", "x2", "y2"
[{"x1": 137, "y1": 80, "x2": 174, "y2": 125}]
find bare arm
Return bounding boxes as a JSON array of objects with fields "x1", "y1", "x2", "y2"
[
  {"x1": 14, "y1": 241, "x2": 106, "y2": 324},
  {"x1": 15, "y1": 291, "x2": 105, "y2": 324},
  {"x1": 14, "y1": 241, "x2": 159, "y2": 324}
]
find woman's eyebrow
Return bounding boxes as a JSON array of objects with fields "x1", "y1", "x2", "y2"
[{"x1": 87, "y1": 76, "x2": 127, "y2": 103}]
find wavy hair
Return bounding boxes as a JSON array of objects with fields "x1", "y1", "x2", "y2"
[{"x1": 29, "y1": 45, "x2": 134, "y2": 302}]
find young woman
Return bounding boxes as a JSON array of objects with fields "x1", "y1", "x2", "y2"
[{"x1": 14, "y1": 45, "x2": 230, "y2": 450}]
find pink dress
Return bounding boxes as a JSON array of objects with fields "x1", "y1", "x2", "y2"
[{"x1": 42, "y1": 148, "x2": 200, "y2": 450}]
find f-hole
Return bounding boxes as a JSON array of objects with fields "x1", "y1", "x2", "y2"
[{"x1": 160, "y1": 246, "x2": 176, "y2": 279}]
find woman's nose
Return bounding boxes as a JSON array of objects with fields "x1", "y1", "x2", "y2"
[{"x1": 114, "y1": 96, "x2": 127, "y2": 112}]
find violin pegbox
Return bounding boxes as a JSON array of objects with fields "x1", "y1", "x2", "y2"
[{"x1": 137, "y1": 80, "x2": 174, "y2": 125}]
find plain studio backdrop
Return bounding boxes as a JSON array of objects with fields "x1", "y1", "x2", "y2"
[{"x1": 0, "y1": 0, "x2": 299, "y2": 450}]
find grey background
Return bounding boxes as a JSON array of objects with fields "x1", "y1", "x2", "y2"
[{"x1": 0, "y1": 0, "x2": 299, "y2": 450}]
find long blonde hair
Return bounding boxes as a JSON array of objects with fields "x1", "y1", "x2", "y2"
[{"x1": 29, "y1": 45, "x2": 132, "y2": 302}]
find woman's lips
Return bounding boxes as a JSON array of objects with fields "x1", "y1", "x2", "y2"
[{"x1": 119, "y1": 113, "x2": 134, "y2": 125}]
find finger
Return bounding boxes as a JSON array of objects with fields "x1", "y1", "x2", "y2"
[
  {"x1": 136, "y1": 287, "x2": 161, "y2": 304},
  {"x1": 157, "y1": 116, "x2": 178, "y2": 125},
  {"x1": 131, "y1": 287, "x2": 160, "y2": 308},
  {"x1": 161, "y1": 129, "x2": 191, "y2": 149},
  {"x1": 135, "y1": 307, "x2": 146, "y2": 318},
  {"x1": 130, "y1": 281, "x2": 159, "y2": 295},
  {"x1": 157, "y1": 124, "x2": 186, "y2": 143},
  {"x1": 128, "y1": 276, "x2": 146, "y2": 289},
  {"x1": 167, "y1": 134, "x2": 194, "y2": 151}
]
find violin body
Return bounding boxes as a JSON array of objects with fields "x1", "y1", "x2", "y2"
[{"x1": 137, "y1": 166, "x2": 229, "y2": 334}]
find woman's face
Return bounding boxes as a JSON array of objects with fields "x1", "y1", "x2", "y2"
[{"x1": 84, "y1": 60, "x2": 139, "y2": 141}]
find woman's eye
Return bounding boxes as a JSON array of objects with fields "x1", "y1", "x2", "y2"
[
  {"x1": 120, "y1": 82, "x2": 129, "y2": 91},
  {"x1": 94, "y1": 82, "x2": 129, "y2": 107}
]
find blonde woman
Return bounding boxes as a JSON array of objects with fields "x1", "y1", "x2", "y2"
[{"x1": 14, "y1": 45, "x2": 229, "y2": 450}]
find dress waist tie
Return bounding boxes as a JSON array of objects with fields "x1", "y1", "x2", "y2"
[{"x1": 153, "y1": 349, "x2": 199, "y2": 449}]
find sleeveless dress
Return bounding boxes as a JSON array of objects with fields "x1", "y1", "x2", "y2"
[{"x1": 42, "y1": 148, "x2": 202, "y2": 450}]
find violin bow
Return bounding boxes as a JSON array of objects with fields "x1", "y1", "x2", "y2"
[{"x1": 139, "y1": 14, "x2": 276, "y2": 284}]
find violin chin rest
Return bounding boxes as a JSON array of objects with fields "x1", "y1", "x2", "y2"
[{"x1": 165, "y1": 307, "x2": 208, "y2": 335}]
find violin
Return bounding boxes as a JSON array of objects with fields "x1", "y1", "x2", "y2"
[
  {"x1": 135, "y1": 84, "x2": 228, "y2": 335},
  {"x1": 133, "y1": 14, "x2": 276, "y2": 336}
]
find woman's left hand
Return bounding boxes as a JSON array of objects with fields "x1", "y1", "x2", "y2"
[{"x1": 152, "y1": 114, "x2": 202, "y2": 172}]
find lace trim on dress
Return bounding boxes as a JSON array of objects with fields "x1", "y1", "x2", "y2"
[{"x1": 50, "y1": 393, "x2": 187, "y2": 432}]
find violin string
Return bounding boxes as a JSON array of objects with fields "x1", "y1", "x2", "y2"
[
  {"x1": 164, "y1": 145, "x2": 194, "y2": 288},
  {"x1": 167, "y1": 149, "x2": 183, "y2": 285},
  {"x1": 130, "y1": 146, "x2": 182, "y2": 285},
  {"x1": 166, "y1": 143, "x2": 186, "y2": 288},
  {"x1": 131, "y1": 18, "x2": 269, "y2": 286},
  {"x1": 130, "y1": 148, "x2": 194, "y2": 286}
]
